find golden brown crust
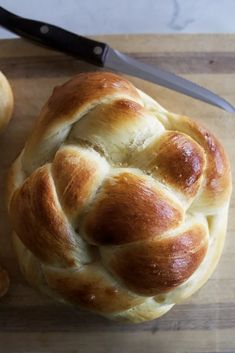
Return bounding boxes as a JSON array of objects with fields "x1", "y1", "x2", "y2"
[
  {"x1": 10, "y1": 165, "x2": 78, "y2": 266},
  {"x1": 167, "y1": 114, "x2": 232, "y2": 211},
  {"x1": 147, "y1": 132, "x2": 206, "y2": 197},
  {"x1": 43, "y1": 72, "x2": 141, "y2": 128},
  {"x1": 84, "y1": 172, "x2": 183, "y2": 245},
  {"x1": 67, "y1": 98, "x2": 164, "y2": 164},
  {"x1": 7, "y1": 72, "x2": 232, "y2": 322},
  {"x1": 101, "y1": 224, "x2": 208, "y2": 295},
  {"x1": 22, "y1": 72, "x2": 141, "y2": 167},
  {"x1": 52, "y1": 146, "x2": 109, "y2": 220},
  {"x1": 44, "y1": 264, "x2": 144, "y2": 314}
]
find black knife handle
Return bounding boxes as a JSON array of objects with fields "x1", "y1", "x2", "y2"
[{"x1": 0, "y1": 6, "x2": 109, "y2": 66}]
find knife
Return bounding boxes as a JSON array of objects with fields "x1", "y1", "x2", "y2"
[{"x1": 0, "y1": 6, "x2": 234, "y2": 113}]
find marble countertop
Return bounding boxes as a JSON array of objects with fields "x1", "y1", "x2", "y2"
[{"x1": 0, "y1": 0, "x2": 235, "y2": 39}]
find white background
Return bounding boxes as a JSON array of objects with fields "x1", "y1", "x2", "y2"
[{"x1": 1, "y1": 0, "x2": 235, "y2": 38}]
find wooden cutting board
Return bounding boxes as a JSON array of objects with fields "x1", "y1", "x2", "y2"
[{"x1": 0, "y1": 34, "x2": 234, "y2": 353}]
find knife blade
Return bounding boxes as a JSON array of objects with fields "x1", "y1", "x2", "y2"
[{"x1": 0, "y1": 6, "x2": 234, "y2": 113}]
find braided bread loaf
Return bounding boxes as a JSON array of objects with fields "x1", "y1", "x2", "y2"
[
  {"x1": 0, "y1": 71, "x2": 13, "y2": 133},
  {"x1": 7, "y1": 72, "x2": 231, "y2": 322}
]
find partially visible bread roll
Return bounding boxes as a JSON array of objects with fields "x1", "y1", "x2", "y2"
[
  {"x1": 0, "y1": 71, "x2": 13, "y2": 133},
  {"x1": 7, "y1": 72, "x2": 232, "y2": 322},
  {"x1": 0, "y1": 71, "x2": 11, "y2": 296}
]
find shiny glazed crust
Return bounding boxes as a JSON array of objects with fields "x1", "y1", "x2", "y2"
[{"x1": 7, "y1": 72, "x2": 232, "y2": 322}]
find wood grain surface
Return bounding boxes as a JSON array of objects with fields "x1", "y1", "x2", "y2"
[{"x1": 0, "y1": 34, "x2": 234, "y2": 353}]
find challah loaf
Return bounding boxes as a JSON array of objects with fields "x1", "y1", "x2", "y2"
[
  {"x1": 7, "y1": 72, "x2": 232, "y2": 322},
  {"x1": 0, "y1": 71, "x2": 13, "y2": 133}
]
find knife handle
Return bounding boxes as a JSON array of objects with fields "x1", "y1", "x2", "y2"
[{"x1": 0, "y1": 6, "x2": 109, "y2": 66}]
